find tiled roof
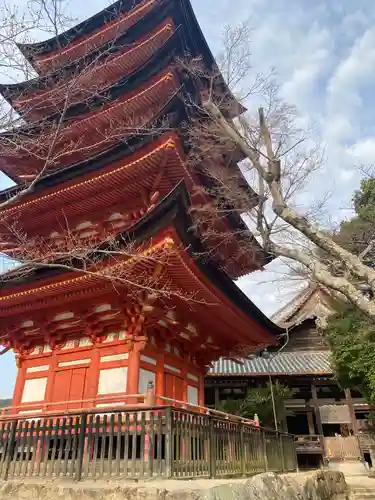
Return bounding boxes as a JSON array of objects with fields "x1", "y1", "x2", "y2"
[
  {"x1": 209, "y1": 351, "x2": 332, "y2": 376},
  {"x1": 271, "y1": 284, "x2": 316, "y2": 325},
  {"x1": 271, "y1": 283, "x2": 334, "y2": 328}
]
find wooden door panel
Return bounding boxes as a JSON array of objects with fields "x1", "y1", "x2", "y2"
[
  {"x1": 164, "y1": 373, "x2": 184, "y2": 401},
  {"x1": 51, "y1": 367, "x2": 88, "y2": 410},
  {"x1": 164, "y1": 373, "x2": 174, "y2": 400},
  {"x1": 51, "y1": 370, "x2": 70, "y2": 410},
  {"x1": 68, "y1": 367, "x2": 87, "y2": 409},
  {"x1": 175, "y1": 376, "x2": 183, "y2": 401}
]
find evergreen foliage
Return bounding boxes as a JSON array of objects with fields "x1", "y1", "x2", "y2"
[
  {"x1": 218, "y1": 381, "x2": 294, "y2": 428},
  {"x1": 326, "y1": 178, "x2": 375, "y2": 402},
  {"x1": 327, "y1": 307, "x2": 375, "y2": 403}
]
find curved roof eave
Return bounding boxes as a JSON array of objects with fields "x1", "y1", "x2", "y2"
[
  {"x1": 6, "y1": 0, "x2": 244, "y2": 117},
  {"x1": 16, "y1": 0, "x2": 220, "y2": 74},
  {"x1": 0, "y1": 87, "x2": 272, "y2": 269},
  {"x1": 0, "y1": 56, "x2": 185, "y2": 143},
  {"x1": 0, "y1": 92, "x2": 186, "y2": 193},
  {"x1": 2, "y1": 27, "x2": 184, "y2": 121},
  {"x1": 17, "y1": 0, "x2": 157, "y2": 56},
  {"x1": 5, "y1": 1, "x2": 177, "y2": 97},
  {"x1": 0, "y1": 181, "x2": 283, "y2": 337},
  {"x1": 0, "y1": 118, "x2": 273, "y2": 272}
]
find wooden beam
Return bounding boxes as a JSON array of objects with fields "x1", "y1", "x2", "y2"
[
  {"x1": 307, "y1": 411, "x2": 316, "y2": 435},
  {"x1": 214, "y1": 387, "x2": 220, "y2": 409},
  {"x1": 311, "y1": 384, "x2": 324, "y2": 436},
  {"x1": 345, "y1": 389, "x2": 358, "y2": 435}
]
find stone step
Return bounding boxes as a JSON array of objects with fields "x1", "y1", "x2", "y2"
[
  {"x1": 328, "y1": 461, "x2": 369, "y2": 476},
  {"x1": 351, "y1": 488, "x2": 375, "y2": 500}
]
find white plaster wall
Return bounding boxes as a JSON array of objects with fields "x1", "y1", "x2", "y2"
[
  {"x1": 97, "y1": 367, "x2": 127, "y2": 394},
  {"x1": 100, "y1": 354, "x2": 128, "y2": 363},
  {"x1": 26, "y1": 365, "x2": 49, "y2": 373},
  {"x1": 21, "y1": 378, "x2": 47, "y2": 403},
  {"x1": 139, "y1": 369, "x2": 156, "y2": 394},
  {"x1": 187, "y1": 385, "x2": 198, "y2": 406}
]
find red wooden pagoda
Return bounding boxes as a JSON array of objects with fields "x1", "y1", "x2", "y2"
[{"x1": 0, "y1": 0, "x2": 282, "y2": 415}]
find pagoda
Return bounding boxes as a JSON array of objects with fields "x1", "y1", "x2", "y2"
[{"x1": 0, "y1": 0, "x2": 282, "y2": 415}]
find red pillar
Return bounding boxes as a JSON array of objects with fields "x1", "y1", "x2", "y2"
[
  {"x1": 155, "y1": 351, "x2": 164, "y2": 405},
  {"x1": 199, "y1": 374, "x2": 205, "y2": 407},
  {"x1": 44, "y1": 353, "x2": 57, "y2": 410},
  {"x1": 85, "y1": 346, "x2": 100, "y2": 404},
  {"x1": 12, "y1": 360, "x2": 26, "y2": 409},
  {"x1": 127, "y1": 349, "x2": 140, "y2": 400},
  {"x1": 181, "y1": 359, "x2": 188, "y2": 404}
]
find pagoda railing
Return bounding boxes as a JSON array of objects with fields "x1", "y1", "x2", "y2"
[
  {"x1": 323, "y1": 436, "x2": 362, "y2": 461},
  {"x1": 295, "y1": 435, "x2": 324, "y2": 454},
  {"x1": 358, "y1": 431, "x2": 375, "y2": 451},
  {"x1": 0, "y1": 402, "x2": 297, "y2": 481}
]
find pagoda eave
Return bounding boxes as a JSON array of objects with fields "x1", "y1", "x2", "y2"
[
  {"x1": 17, "y1": 0, "x2": 160, "y2": 74},
  {"x1": 6, "y1": 32, "x2": 188, "y2": 128},
  {"x1": 15, "y1": 0, "x2": 226, "y2": 82},
  {"x1": 0, "y1": 133, "x2": 188, "y2": 226},
  {"x1": 5, "y1": 0, "x2": 244, "y2": 122},
  {"x1": 0, "y1": 131, "x2": 271, "y2": 279},
  {"x1": 0, "y1": 183, "x2": 280, "y2": 357},
  {"x1": 0, "y1": 127, "x2": 182, "y2": 202},
  {"x1": 1, "y1": 0, "x2": 270, "y2": 418},
  {"x1": 0, "y1": 69, "x2": 182, "y2": 181},
  {"x1": 2, "y1": 1, "x2": 174, "y2": 101},
  {"x1": 10, "y1": 19, "x2": 177, "y2": 121}
]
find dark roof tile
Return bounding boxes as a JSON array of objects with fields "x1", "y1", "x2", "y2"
[{"x1": 209, "y1": 351, "x2": 332, "y2": 376}]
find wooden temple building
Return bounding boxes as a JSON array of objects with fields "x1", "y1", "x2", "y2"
[
  {"x1": 0, "y1": 0, "x2": 282, "y2": 416},
  {"x1": 206, "y1": 283, "x2": 374, "y2": 468}
]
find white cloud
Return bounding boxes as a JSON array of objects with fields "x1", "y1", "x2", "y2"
[
  {"x1": 341, "y1": 10, "x2": 368, "y2": 37},
  {"x1": 189, "y1": 0, "x2": 375, "y2": 315},
  {"x1": 325, "y1": 27, "x2": 375, "y2": 148},
  {"x1": 328, "y1": 28, "x2": 375, "y2": 102},
  {"x1": 339, "y1": 169, "x2": 356, "y2": 183},
  {"x1": 281, "y1": 30, "x2": 333, "y2": 108},
  {"x1": 348, "y1": 137, "x2": 375, "y2": 164},
  {"x1": 324, "y1": 114, "x2": 354, "y2": 143},
  {"x1": 7, "y1": 0, "x2": 375, "y2": 317}
]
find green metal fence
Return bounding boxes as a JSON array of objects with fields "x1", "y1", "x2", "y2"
[{"x1": 0, "y1": 406, "x2": 297, "y2": 480}]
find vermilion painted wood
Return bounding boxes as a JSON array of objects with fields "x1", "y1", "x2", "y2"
[{"x1": 12, "y1": 334, "x2": 205, "y2": 413}]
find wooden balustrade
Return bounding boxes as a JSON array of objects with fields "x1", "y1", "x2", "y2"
[
  {"x1": 0, "y1": 405, "x2": 297, "y2": 480},
  {"x1": 295, "y1": 435, "x2": 323, "y2": 453},
  {"x1": 324, "y1": 436, "x2": 361, "y2": 460},
  {"x1": 358, "y1": 432, "x2": 375, "y2": 451}
]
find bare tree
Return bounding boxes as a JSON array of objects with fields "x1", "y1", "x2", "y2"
[
  {"x1": 182, "y1": 23, "x2": 375, "y2": 319},
  {"x1": 4, "y1": 6, "x2": 375, "y2": 322},
  {"x1": 0, "y1": 0, "x2": 191, "y2": 305}
]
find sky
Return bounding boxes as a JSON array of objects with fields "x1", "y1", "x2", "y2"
[{"x1": 0, "y1": 0, "x2": 374, "y2": 396}]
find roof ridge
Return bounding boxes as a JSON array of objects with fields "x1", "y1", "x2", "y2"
[{"x1": 271, "y1": 282, "x2": 316, "y2": 323}]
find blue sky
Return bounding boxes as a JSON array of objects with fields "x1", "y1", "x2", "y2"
[{"x1": 0, "y1": 0, "x2": 374, "y2": 397}]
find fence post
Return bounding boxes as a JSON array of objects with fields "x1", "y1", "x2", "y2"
[
  {"x1": 208, "y1": 415, "x2": 216, "y2": 478},
  {"x1": 262, "y1": 429, "x2": 268, "y2": 472},
  {"x1": 165, "y1": 407, "x2": 173, "y2": 478},
  {"x1": 3, "y1": 419, "x2": 17, "y2": 481},
  {"x1": 145, "y1": 381, "x2": 156, "y2": 406},
  {"x1": 279, "y1": 433, "x2": 285, "y2": 473},
  {"x1": 75, "y1": 413, "x2": 87, "y2": 482},
  {"x1": 240, "y1": 422, "x2": 245, "y2": 476},
  {"x1": 293, "y1": 436, "x2": 299, "y2": 472}
]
